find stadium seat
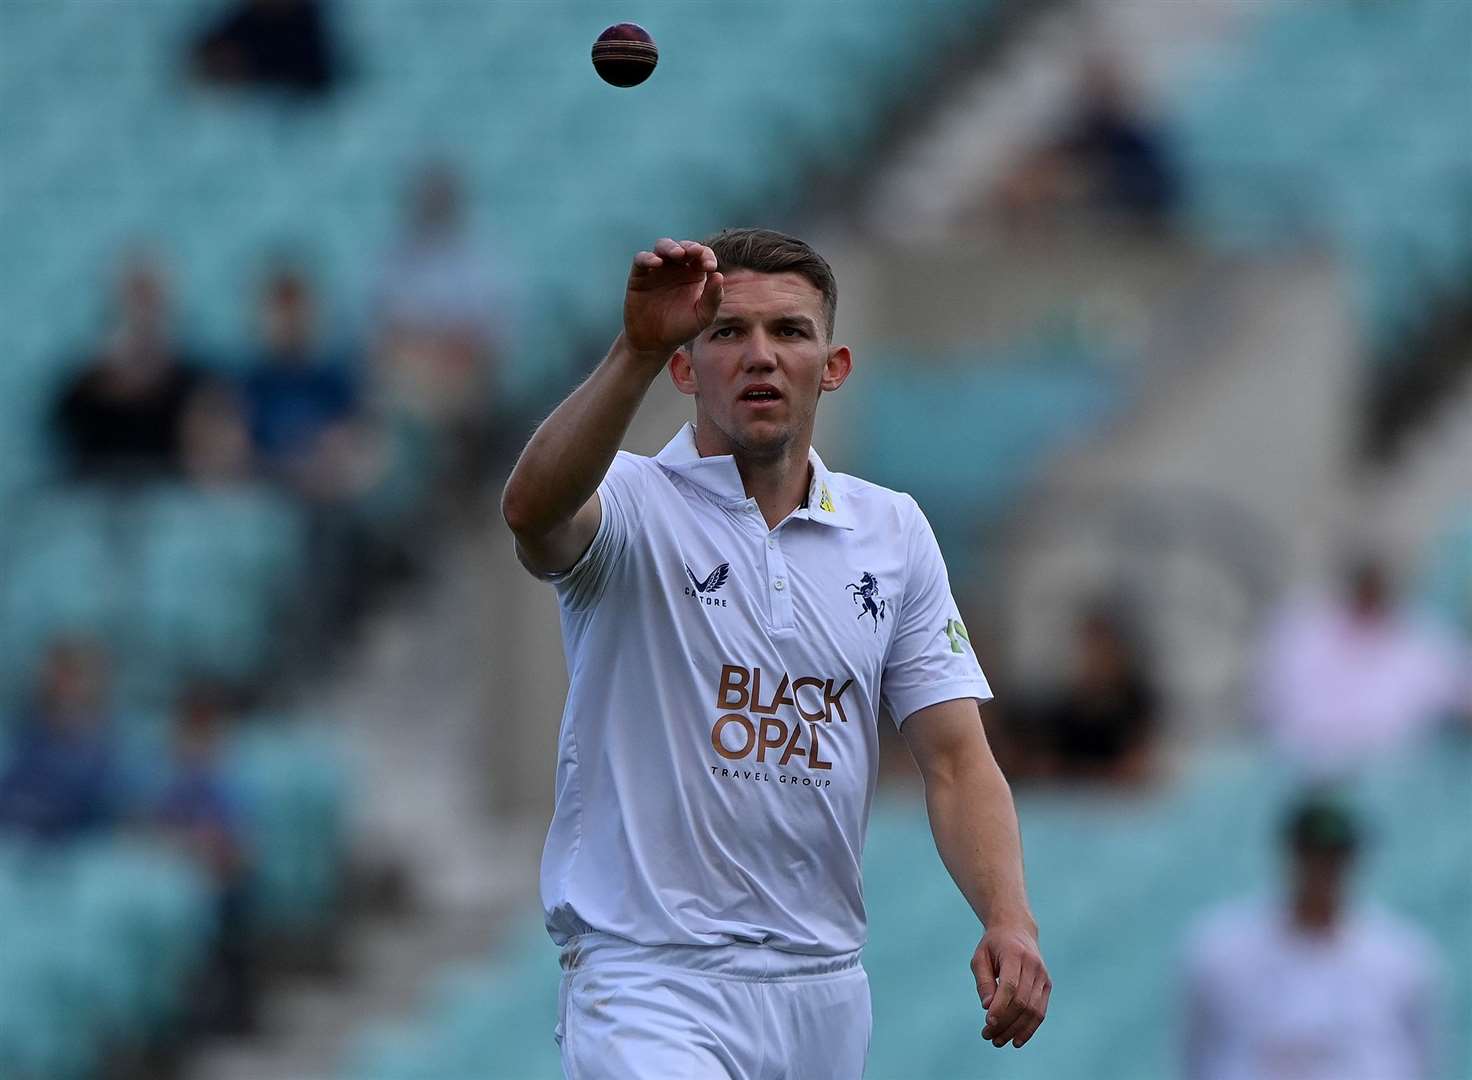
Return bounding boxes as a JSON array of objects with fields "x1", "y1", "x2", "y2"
[
  {"x1": 1420, "y1": 504, "x2": 1472, "y2": 634},
  {"x1": 339, "y1": 738, "x2": 1472, "y2": 1080},
  {"x1": 122, "y1": 486, "x2": 303, "y2": 688},
  {"x1": 2, "y1": 0, "x2": 1004, "y2": 426},
  {"x1": 229, "y1": 721, "x2": 350, "y2": 933},
  {"x1": 844, "y1": 337, "x2": 1125, "y2": 574},
  {"x1": 1171, "y1": 0, "x2": 1472, "y2": 355},
  {"x1": 0, "y1": 837, "x2": 213, "y2": 1080}
]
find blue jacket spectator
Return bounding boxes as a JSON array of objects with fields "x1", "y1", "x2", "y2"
[
  {"x1": 241, "y1": 267, "x2": 360, "y2": 495},
  {"x1": 152, "y1": 684, "x2": 258, "y2": 1034},
  {"x1": 153, "y1": 685, "x2": 249, "y2": 882},
  {"x1": 0, "y1": 641, "x2": 125, "y2": 842},
  {"x1": 996, "y1": 56, "x2": 1180, "y2": 225}
]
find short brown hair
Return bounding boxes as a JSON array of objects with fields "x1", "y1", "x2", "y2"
[{"x1": 704, "y1": 227, "x2": 837, "y2": 339}]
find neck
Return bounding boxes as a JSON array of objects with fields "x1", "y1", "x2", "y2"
[
  {"x1": 737, "y1": 453, "x2": 812, "y2": 530},
  {"x1": 693, "y1": 421, "x2": 813, "y2": 530},
  {"x1": 1289, "y1": 892, "x2": 1340, "y2": 934}
]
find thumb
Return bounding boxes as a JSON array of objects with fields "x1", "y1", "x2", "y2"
[
  {"x1": 696, "y1": 270, "x2": 724, "y2": 327},
  {"x1": 974, "y1": 944, "x2": 998, "y2": 1009}
]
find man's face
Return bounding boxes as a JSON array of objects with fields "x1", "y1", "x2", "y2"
[
  {"x1": 412, "y1": 167, "x2": 461, "y2": 234},
  {"x1": 113, "y1": 259, "x2": 170, "y2": 360},
  {"x1": 40, "y1": 644, "x2": 108, "y2": 730},
  {"x1": 1289, "y1": 844, "x2": 1353, "y2": 911},
  {"x1": 262, "y1": 279, "x2": 315, "y2": 357},
  {"x1": 671, "y1": 270, "x2": 850, "y2": 460},
  {"x1": 1348, "y1": 563, "x2": 1391, "y2": 620}
]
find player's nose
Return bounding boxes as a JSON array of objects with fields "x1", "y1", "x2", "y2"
[{"x1": 742, "y1": 328, "x2": 779, "y2": 370}]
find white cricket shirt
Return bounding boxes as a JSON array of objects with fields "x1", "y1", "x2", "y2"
[
  {"x1": 1183, "y1": 897, "x2": 1443, "y2": 1080},
  {"x1": 531, "y1": 423, "x2": 991, "y2": 955}
]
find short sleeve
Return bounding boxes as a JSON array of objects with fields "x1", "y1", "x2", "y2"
[
  {"x1": 528, "y1": 452, "x2": 647, "y2": 612},
  {"x1": 879, "y1": 497, "x2": 993, "y2": 728},
  {"x1": 1179, "y1": 920, "x2": 1220, "y2": 1080},
  {"x1": 1392, "y1": 923, "x2": 1447, "y2": 1080}
]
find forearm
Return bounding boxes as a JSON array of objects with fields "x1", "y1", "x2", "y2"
[
  {"x1": 923, "y1": 753, "x2": 1035, "y2": 934},
  {"x1": 502, "y1": 334, "x2": 667, "y2": 534}
]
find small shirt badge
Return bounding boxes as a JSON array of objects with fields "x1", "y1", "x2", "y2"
[{"x1": 846, "y1": 572, "x2": 887, "y2": 630}]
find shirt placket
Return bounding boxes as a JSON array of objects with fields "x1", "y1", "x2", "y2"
[{"x1": 764, "y1": 524, "x2": 795, "y2": 630}]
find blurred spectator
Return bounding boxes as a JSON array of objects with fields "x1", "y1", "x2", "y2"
[
  {"x1": 152, "y1": 684, "x2": 258, "y2": 1034},
  {"x1": 241, "y1": 265, "x2": 362, "y2": 500},
  {"x1": 53, "y1": 255, "x2": 210, "y2": 483},
  {"x1": 233, "y1": 265, "x2": 387, "y2": 643},
  {"x1": 1037, "y1": 605, "x2": 1159, "y2": 784},
  {"x1": 190, "y1": 0, "x2": 341, "y2": 97},
  {"x1": 987, "y1": 604, "x2": 1159, "y2": 786},
  {"x1": 0, "y1": 641, "x2": 125, "y2": 842},
  {"x1": 996, "y1": 56, "x2": 1180, "y2": 225},
  {"x1": 1182, "y1": 793, "x2": 1443, "y2": 1080},
  {"x1": 152, "y1": 685, "x2": 248, "y2": 883},
  {"x1": 375, "y1": 163, "x2": 506, "y2": 367},
  {"x1": 373, "y1": 162, "x2": 506, "y2": 489},
  {"x1": 182, "y1": 382, "x2": 257, "y2": 490},
  {"x1": 1256, "y1": 560, "x2": 1472, "y2": 775}
]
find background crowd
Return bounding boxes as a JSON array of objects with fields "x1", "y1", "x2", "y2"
[{"x1": 1, "y1": 2, "x2": 1468, "y2": 1079}]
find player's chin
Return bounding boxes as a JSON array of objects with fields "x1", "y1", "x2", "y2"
[{"x1": 735, "y1": 417, "x2": 791, "y2": 453}]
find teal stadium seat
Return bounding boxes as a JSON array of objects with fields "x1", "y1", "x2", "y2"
[
  {"x1": 844, "y1": 336, "x2": 1125, "y2": 575},
  {"x1": 0, "y1": 837, "x2": 213, "y2": 1080},
  {"x1": 0, "y1": 2, "x2": 1076, "y2": 1074},
  {"x1": 1420, "y1": 505, "x2": 1472, "y2": 634},
  {"x1": 229, "y1": 721, "x2": 350, "y2": 933},
  {"x1": 0, "y1": 712, "x2": 346, "y2": 1072},
  {"x1": 0, "y1": 489, "x2": 119, "y2": 704},
  {"x1": 1, "y1": 1, "x2": 392, "y2": 1069},
  {"x1": 1171, "y1": 0, "x2": 1472, "y2": 355},
  {"x1": 0, "y1": 482, "x2": 320, "y2": 712},
  {"x1": 3, "y1": 0, "x2": 1005, "y2": 418},
  {"x1": 340, "y1": 739, "x2": 1472, "y2": 1080},
  {"x1": 130, "y1": 487, "x2": 305, "y2": 686}
]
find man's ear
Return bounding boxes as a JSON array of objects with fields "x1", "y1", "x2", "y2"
[
  {"x1": 669, "y1": 347, "x2": 698, "y2": 397},
  {"x1": 820, "y1": 344, "x2": 853, "y2": 393}
]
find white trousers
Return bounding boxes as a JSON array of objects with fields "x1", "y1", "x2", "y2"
[{"x1": 555, "y1": 932, "x2": 872, "y2": 1080}]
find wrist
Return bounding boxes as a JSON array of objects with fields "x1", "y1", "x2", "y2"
[
  {"x1": 983, "y1": 909, "x2": 1039, "y2": 939},
  {"x1": 611, "y1": 332, "x2": 675, "y2": 374}
]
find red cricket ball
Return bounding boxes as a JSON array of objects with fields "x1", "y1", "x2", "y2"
[{"x1": 592, "y1": 23, "x2": 658, "y2": 87}]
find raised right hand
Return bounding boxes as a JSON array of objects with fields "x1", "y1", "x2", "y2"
[{"x1": 623, "y1": 237, "x2": 724, "y2": 357}]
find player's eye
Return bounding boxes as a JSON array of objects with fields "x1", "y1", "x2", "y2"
[
  {"x1": 712, "y1": 326, "x2": 737, "y2": 339},
  {"x1": 779, "y1": 326, "x2": 805, "y2": 337}
]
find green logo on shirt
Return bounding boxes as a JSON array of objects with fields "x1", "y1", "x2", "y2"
[{"x1": 944, "y1": 617, "x2": 971, "y2": 654}]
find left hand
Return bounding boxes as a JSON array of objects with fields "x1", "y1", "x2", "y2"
[{"x1": 972, "y1": 924, "x2": 1050, "y2": 1049}]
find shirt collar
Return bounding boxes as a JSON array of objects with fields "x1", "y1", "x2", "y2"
[{"x1": 654, "y1": 423, "x2": 855, "y2": 530}]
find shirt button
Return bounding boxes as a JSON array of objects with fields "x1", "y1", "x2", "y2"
[
  {"x1": 773, "y1": 579, "x2": 786, "y2": 591},
  {"x1": 767, "y1": 538, "x2": 776, "y2": 548}
]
